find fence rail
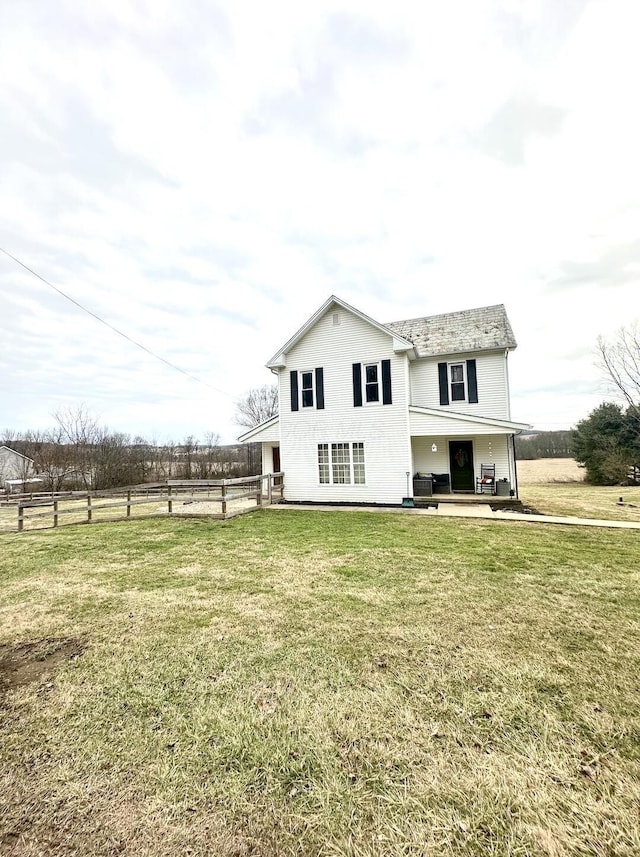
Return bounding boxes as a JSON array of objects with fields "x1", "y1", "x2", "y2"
[{"x1": 5, "y1": 474, "x2": 284, "y2": 533}]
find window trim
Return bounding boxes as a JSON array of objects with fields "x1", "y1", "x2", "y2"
[
  {"x1": 294, "y1": 368, "x2": 324, "y2": 410},
  {"x1": 300, "y1": 370, "x2": 314, "y2": 408},
  {"x1": 438, "y1": 359, "x2": 478, "y2": 406},
  {"x1": 317, "y1": 442, "x2": 366, "y2": 485},
  {"x1": 449, "y1": 361, "x2": 466, "y2": 403},
  {"x1": 363, "y1": 362, "x2": 380, "y2": 404}
]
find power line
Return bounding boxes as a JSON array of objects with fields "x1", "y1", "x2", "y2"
[{"x1": 0, "y1": 246, "x2": 232, "y2": 397}]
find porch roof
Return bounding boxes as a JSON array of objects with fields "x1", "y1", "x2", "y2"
[
  {"x1": 238, "y1": 415, "x2": 280, "y2": 443},
  {"x1": 409, "y1": 405, "x2": 531, "y2": 435}
]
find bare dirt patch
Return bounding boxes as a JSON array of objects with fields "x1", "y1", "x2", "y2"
[{"x1": 0, "y1": 637, "x2": 85, "y2": 698}]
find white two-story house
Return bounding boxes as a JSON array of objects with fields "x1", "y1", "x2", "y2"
[{"x1": 239, "y1": 296, "x2": 531, "y2": 504}]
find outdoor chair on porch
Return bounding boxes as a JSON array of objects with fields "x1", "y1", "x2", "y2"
[{"x1": 476, "y1": 464, "x2": 496, "y2": 494}]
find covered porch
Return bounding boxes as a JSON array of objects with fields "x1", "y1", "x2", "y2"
[{"x1": 409, "y1": 406, "x2": 530, "y2": 503}]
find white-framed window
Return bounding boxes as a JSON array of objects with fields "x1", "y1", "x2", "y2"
[
  {"x1": 301, "y1": 371, "x2": 314, "y2": 408},
  {"x1": 364, "y1": 363, "x2": 380, "y2": 403},
  {"x1": 449, "y1": 362, "x2": 466, "y2": 402},
  {"x1": 318, "y1": 444, "x2": 330, "y2": 483},
  {"x1": 317, "y1": 442, "x2": 366, "y2": 485}
]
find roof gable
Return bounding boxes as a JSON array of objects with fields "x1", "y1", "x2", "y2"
[
  {"x1": 0, "y1": 445, "x2": 34, "y2": 463},
  {"x1": 386, "y1": 304, "x2": 516, "y2": 358},
  {"x1": 266, "y1": 296, "x2": 414, "y2": 368}
]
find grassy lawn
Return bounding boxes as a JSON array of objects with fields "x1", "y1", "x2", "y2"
[
  {"x1": 519, "y1": 482, "x2": 640, "y2": 522},
  {"x1": 1, "y1": 510, "x2": 639, "y2": 856}
]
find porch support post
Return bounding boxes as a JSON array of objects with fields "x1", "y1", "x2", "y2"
[{"x1": 511, "y1": 434, "x2": 519, "y2": 499}]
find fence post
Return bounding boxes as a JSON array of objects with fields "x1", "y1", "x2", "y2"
[
  {"x1": 221, "y1": 483, "x2": 227, "y2": 517},
  {"x1": 168, "y1": 485, "x2": 173, "y2": 516},
  {"x1": 18, "y1": 504, "x2": 24, "y2": 532},
  {"x1": 87, "y1": 495, "x2": 92, "y2": 523},
  {"x1": 127, "y1": 490, "x2": 131, "y2": 518},
  {"x1": 53, "y1": 500, "x2": 58, "y2": 528},
  {"x1": 267, "y1": 474, "x2": 272, "y2": 506}
]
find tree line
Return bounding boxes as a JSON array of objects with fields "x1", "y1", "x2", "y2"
[
  {"x1": 514, "y1": 430, "x2": 574, "y2": 460},
  {"x1": 2, "y1": 405, "x2": 260, "y2": 492}
]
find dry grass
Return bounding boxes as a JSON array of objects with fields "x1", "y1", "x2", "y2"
[
  {"x1": 516, "y1": 459, "x2": 585, "y2": 484},
  {"x1": 1, "y1": 511, "x2": 639, "y2": 856},
  {"x1": 518, "y1": 459, "x2": 640, "y2": 522}
]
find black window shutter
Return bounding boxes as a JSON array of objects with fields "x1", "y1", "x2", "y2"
[
  {"x1": 290, "y1": 371, "x2": 299, "y2": 411},
  {"x1": 315, "y1": 367, "x2": 324, "y2": 410},
  {"x1": 467, "y1": 359, "x2": 478, "y2": 403},
  {"x1": 381, "y1": 359, "x2": 392, "y2": 405},
  {"x1": 352, "y1": 363, "x2": 363, "y2": 407},
  {"x1": 438, "y1": 362, "x2": 449, "y2": 405}
]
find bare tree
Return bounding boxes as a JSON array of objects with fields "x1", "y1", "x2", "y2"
[
  {"x1": 153, "y1": 440, "x2": 179, "y2": 480},
  {"x1": 193, "y1": 432, "x2": 221, "y2": 478},
  {"x1": 34, "y1": 427, "x2": 77, "y2": 491},
  {"x1": 234, "y1": 385, "x2": 278, "y2": 429},
  {"x1": 598, "y1": 323, "x2": 640, "y2": 410},
  {"x1": 1, "y1": 428, "x2": 18, "y2": 447},
  {"x1": 53, "y1": 404, "x2": 102, "y2": 489},
  {"x1": 180, "y1": 435, "x2": 199, "y2": 480}
]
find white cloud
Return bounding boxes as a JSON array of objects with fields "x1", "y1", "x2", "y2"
[{"x1": 1, "y1": 0, "x2": 639, "y2": 443}]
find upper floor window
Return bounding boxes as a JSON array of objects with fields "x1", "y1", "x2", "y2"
[
  {"x1": 352, "y1": 360, "x2": 392, "y2": 407},
  {"x1": 301, "y1": 371, "x2": 314, "y2": 407},
  {"x1": 449, "y1": 363, "x2": 466, "y2": 401},
  {"x1": 365, "y1": 363, "x2": 380, "y2": 403},
  {"x1": 438, "y1": 359, "x2": 478, "y2": 406},
  {"x1": 290, "y1": 368, "x2": 325, "y2": 411}
]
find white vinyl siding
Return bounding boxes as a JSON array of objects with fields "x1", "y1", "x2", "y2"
[
  {"x1": 410, "y1": 351, "x2": 509, "y2": 419},
  {"x1": 279, "y1": 308, "x2": 410, "y2": 504},
  {"x1": 261, "y1": 443, "x2": 279, "y2": 475},
  {"x1": 0, "y1": 446, "x2": 34, "y2": 481},
  {"x1": 409, "y1": 409, "x2": 517, "y2": 436}
]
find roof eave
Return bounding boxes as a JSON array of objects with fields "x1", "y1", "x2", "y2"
[
  {"x1": 238, "y1": 415, "x2": 280, "y2": 443},
  {"x1": 409, "y1": 405, "x2": 532, "y2": 432},
  {"x1": 415, "y1": 341, "x2": 518, "y2": 359},
  {"x1": 265, "y1": 295, "x2": 414, "y2": 369}
]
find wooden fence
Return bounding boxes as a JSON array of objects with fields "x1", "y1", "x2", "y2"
[{"x1": 6, "y1": 474, "x2": 284, "y2": 533}]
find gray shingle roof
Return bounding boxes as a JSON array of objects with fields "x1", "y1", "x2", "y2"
[{"x1": 385, "y1": 304, "x2": 516, "y2": 358}]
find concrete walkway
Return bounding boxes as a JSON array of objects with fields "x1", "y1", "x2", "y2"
[{"x1": 267, "y1": 502, "x2": 640, "y2": 530}]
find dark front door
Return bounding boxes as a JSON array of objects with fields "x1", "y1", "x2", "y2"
[
  {"x1": 449, "y1": 441, "x2": 474, "y2": 492},
  {"x1": 272, "y1": 446, "x2": 281, "y2": 485}
]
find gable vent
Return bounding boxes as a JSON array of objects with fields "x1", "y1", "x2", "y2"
[{"x1": 332, "y1": 312, "x2": 340, "y2": 326}]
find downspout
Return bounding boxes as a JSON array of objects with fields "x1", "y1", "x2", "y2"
[{"x1": 511, "y1": 433, "x2": 519, "y2": 499}]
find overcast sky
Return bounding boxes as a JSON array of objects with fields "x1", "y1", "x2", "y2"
[{"x1": 1, "y1": 0, "x2": 638, "y2": 444}]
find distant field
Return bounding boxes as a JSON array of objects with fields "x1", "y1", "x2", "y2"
[
  {"x1": 517, "y1": 458, "x2": 640, "y2": 521},
  {"x1": 516, "y1": 457, "x2": 584, "y2": 484}
]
